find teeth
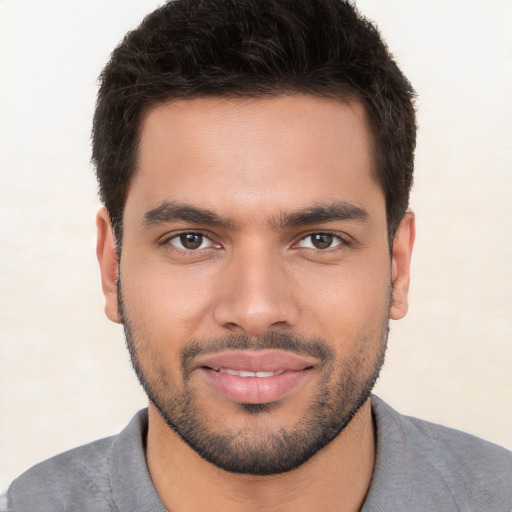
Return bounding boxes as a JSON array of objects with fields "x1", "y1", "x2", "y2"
[
  {"x1": 217, "y1": 369, "x2": 285, "y2": 377},
  {"x1": 255, "y1": 371, "x2": 278, "y2": 377}
]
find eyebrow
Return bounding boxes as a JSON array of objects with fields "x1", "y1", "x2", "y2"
[
  {"x1": 142, "y1": 200, "x2": 368, "y2": 230},
  {"x1": 143, "y1": 201, "x2": 236, "y2": 229},
  {"x1": 277, "y1": 202, "x2": 368, "y2": 228}
]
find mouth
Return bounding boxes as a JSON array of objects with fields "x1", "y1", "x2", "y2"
[
  {"x1": 210, "y1": 368, "x2": 287, "y2": 377},
  {"x1": 194, "y1": 350, "x2": 317, "y2": 404}
]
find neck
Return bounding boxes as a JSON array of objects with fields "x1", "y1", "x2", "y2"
[{"x1": 146, "y1": 399, "x2": 375, "y2": 512}]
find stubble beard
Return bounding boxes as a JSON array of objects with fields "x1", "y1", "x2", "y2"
[{"x1": 118, "y1": 283, "x2": 389, "y2": 476}]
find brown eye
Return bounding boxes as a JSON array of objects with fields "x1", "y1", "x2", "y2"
[
  {"x1": 168, "y1": 232, "x2": 211, "y2": 250},
  {"x1": 180, "y1": 233, "x2": 203, "y2": 249},
  {"x1": 297, "y1": 233, "x2": 342, "y2": 250},
  {"x1": 311, "y1": 233, "x2": 333, "y2": 249}
]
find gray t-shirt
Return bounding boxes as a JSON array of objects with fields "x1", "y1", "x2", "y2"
[{"x1": 5, "y1": 396, "x2": 512, "y2": 511}]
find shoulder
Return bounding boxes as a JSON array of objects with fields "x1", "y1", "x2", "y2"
[
  {"x1": 366, "y1": 396, "x2": 512, "y2": 511},
  {"x1": 387, "y1": 398, "x2": 512, "y2": 477},
  {"x1": 4, "y1": 409, "x2": 152, "y2": 512},
  {"x1": 5, "y1": 436, "x2": 117, "y2": 512}
]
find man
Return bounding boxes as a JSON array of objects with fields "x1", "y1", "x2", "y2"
[{"x1": 5, "y1": 0, "x2": 511, "y2": 510}]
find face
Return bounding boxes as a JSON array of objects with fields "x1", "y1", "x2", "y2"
[{"x1": 97, "y1": 95, "x2": 414, "y2": 475}]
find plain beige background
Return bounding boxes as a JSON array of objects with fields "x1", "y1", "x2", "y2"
[{"x1": 1, "y1": 0, "x2": 511, "y2": 490}]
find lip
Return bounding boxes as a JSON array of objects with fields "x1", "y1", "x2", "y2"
[
  {"x1": 194, "y1": 349, "x2": 318, "y2": 372},
  {"x1": 194, "y1": 350, "x2": 317, "y2": 404}
]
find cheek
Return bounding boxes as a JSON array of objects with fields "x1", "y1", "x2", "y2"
[
  {"x1": 300, "y1": 259, "x2": 391, "y2": 344},
  {"x1": 120, "y1": 257, "x2": 218, "y2": 343}
]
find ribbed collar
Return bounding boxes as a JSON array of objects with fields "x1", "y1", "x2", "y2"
[
  {"x1": 109, "y1": 410, "x2": 167, "y2": 512},
  {"x1": 362, "y1": 397, "x2": 458, "y2": 511}
]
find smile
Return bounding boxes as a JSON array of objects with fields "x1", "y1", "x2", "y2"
[
  {"x1": 210, "y1": 368, "x2": 286, "y2": 378},
  {"x1": 193, "y1": 350, "x2": 318, "y2": 404}
]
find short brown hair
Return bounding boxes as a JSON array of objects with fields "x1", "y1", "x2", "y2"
[{"x1": 92, "y1": 0, "x2": 416, "y2": 243}]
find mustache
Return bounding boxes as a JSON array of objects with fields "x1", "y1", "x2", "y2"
[{"x1": 180, "y1": 332, "x2": 334, "y2": 376}]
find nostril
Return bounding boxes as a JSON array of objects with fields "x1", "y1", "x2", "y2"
[
  {"x1": 212, "y1": 291, "x2": 300, "y2": 336},
  {"x1": 269, "y1": 320, "x2": 292, "y2": 329},
  {"x1": 220, "y1": 322, "x2": 246, "y2": 334}
]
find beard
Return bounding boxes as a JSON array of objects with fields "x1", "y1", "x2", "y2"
[{"x1": 118, "y1": 283, "x2": 389, "y2": 476}]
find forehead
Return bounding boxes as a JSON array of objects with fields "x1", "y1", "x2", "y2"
[{"x1": 127, "y1": 95, "x2": 383, "y2": 223}]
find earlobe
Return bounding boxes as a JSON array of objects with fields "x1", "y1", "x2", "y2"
[
  {"x1": 389, "y1": 210, "x2": 415, "y2": 321},
  {"x1": 96, "y1": 208, "x2": 121, "y2": 324}
]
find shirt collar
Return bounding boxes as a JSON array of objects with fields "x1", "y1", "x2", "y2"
[{"x1": 109, "y1": 409, "x2": 168, "y2": 512}]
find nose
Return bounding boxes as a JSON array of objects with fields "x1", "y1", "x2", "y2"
[{"x1": 212, "y1": 249, "x2": 300, "y2": 336}]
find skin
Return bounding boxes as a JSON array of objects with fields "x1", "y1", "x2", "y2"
[{"x1": 96, "y1": 95, "x2": 415, "y2": 511}]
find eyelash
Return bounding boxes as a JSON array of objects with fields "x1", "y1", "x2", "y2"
[
  {"x1": 162, "y1": 230, "x2": 349, "y2": 253},
  {"x1": 294, "y1": 232, "x2": 347, "y2": 250},
  {"x1": 163, "y1": 231, "x2": 219, "y2": 252}
]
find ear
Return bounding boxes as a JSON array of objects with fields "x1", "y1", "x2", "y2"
[
  {"x1": 96, "y1": 207, "x2": 121, "y2": 324},
  {"x1": 389, "y1": 210, "x2": 415, "y2": 320}
]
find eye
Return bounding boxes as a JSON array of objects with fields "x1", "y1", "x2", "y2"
[
  {"x1": 297, "y1": 233, "x2": 343, "y2": 250},
  {"x1": 167, "y1": 232, "x2": 215, "y2": 251}
]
